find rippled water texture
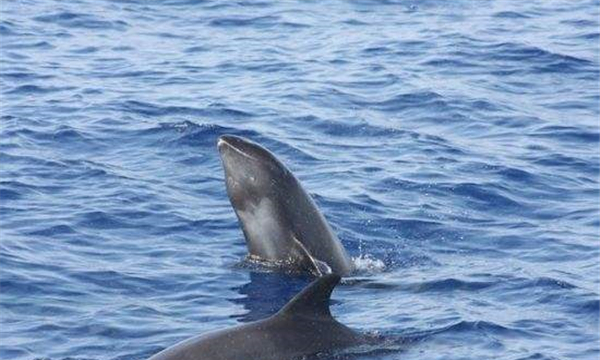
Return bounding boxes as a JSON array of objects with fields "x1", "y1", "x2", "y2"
[{"x1": 1, "y1": 0, "x2": 599, "y2": 359}]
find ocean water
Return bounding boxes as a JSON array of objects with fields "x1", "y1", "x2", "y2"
[{"x1": 1, "y1": 0, "x2": 599, "y2": 359}]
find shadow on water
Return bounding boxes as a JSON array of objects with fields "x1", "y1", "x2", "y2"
[
  {"x1": 228, "y1": 270, "x2": 421, "y2": 360},
  {"x1": 229, "y1": 271, "x2": 312, "y2": 322}
]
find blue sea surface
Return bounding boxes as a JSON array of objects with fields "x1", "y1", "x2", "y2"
[{"x1": 1, "y1": 0, "x2": 599, "y2": 359}]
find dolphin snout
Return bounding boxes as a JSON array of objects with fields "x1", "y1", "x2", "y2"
[
  {"x1": 217, "y1": 135, "x2": 232, "y2": 152},
  {"x1": 217, "y1": 135, "x2": 245, "y2": 152},
  {"x1": 217, "y1": 135, "x2": 261, "y2": 161}
]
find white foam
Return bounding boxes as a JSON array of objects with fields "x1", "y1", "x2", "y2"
[{"x1": 352, "y1": 254, "x2": 386, "y2": 274}]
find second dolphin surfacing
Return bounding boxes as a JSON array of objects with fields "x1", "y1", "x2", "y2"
[
  {"x1": 218, "y1": 135, "x2": 354, "y2": 276},
  {"x1": 147, "y1": 275, "x2": 365, "y2": 360}
]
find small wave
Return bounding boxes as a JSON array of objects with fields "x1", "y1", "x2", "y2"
[
  {"x1": 493, "y1": 11, "x2": 532, "y2": 19},
  {"x1": 76, "y1": 211, "x2": 136, "y2": 230},
  {"x1": 532, "y1": 277, "x2": 577, "y2": 290},
  {"x1": 69, "y1": 46, "x2": 100, "y2": 54},
  {"x1": 5, "y1": 84, "x2": 73, "y2": 95},
  {"x1": 33, "y1": 12, "x2": 128, "y2": 31},
  {"x1": 528, "y1": 152, "x2": 596, "y2": 176},
  {"x1": 1, "y1": 71, "x2": 55, "y2": 81},
  {"x1": 209, "y1": 15, "x2": 280, "y2": 28},
  {"x1": 434, "y1": 320, "x2": 532, "y2": 338},
  {"x1": 486, "y1": 42, "x2": 594, "y2": 73},
  {"x1": 0, "y1": 21, "x2": 15, "y2": 36},
  {"x1": 96, "y1": 70, "x2": 167, "y2": 79},
  {"x1": 352, "y1": 91, "x2": 449, "y2": 113},
  {"x1": 184, "y1": 45, "x2": 209, "y2": 53},
  {"x1": 449, "y1": 182, "x2": 523, "y2": 210},
  {"x1": 421, "y1": 57, "x2": 480, "y2": 69},
  {"x1": 530, "y1": 125, "x2": 599, "y2": 144},
  {"x1": 116, "y1": 100, "x2": 253, "y2": 118},
  {"x1": 26, "y1": 225, "x2": 76, "y2": 237},
  {"x1": 560, "y1": 19, "x2": 598, "y2": 28},
  {"x1": 2, "y1": 41, "x2": 54, "y2": 49},
  {"x1": 294, "y1": 115, "x2": 409, "y2": 139},
  {"x1": 512, "y1": 353, "x2": 563, "y2": 360}
]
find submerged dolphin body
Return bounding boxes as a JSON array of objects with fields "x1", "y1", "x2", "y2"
[
  {"x1": 217, "y1": 135, "x2": 354, "y2": 276},
  {"x1": 147, "y1": 275, "x2": 364, "y2": 360}
]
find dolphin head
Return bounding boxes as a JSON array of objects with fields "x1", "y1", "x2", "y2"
[
  {"x1": 217, "y1": 135, "x2": 290, "y2": 210},
  {"x1": 217, "y1": 134, "x2": 353, "y2": 275}
]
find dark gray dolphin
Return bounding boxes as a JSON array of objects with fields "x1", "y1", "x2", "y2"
[
  {"x1": 217, "y1": 135, "x2": 354, "y2": 276},
  {"x1": 147, "y1": 274, "x2": 364, "y2": 360}
]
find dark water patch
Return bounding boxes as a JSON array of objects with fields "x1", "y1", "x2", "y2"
[
  {"x1": 33, "y1": 12, "x2": 129, "y2": 31},
  {"x1": 574, "y1": 32, "x2": 600, "y2": 40},
  {"x1": 513, "y1": 354, "x2": 564, "y2": 360},
  {"x1": 410, "y1": 278, "x2": 495, "y2": 293},
  {"x1": 69, "y1": 46, "x2": 100, "y2": 54},
  {"x1": 209, "y1": 15, "x2": 281, "y2": 28},
  {"x1": 486, "y1": 42, "x2": 594, "y2": 73},
  {"x1": 528, "y1": 152, "x2": 597, "y2": 176},
  {"x1": 1, "y1": 126, "x2": 101, "y2": 152},
  {"x1": 27, "y1": 225, "x2": 77, "y2": 237},
  {"x1": 144, "y1": 31, "x2": 191, "y2": 39},
  {"x1": 576, "y1": 298, "x2": 600, "y2": 314},
  {"x1": 0, "y1": 179, "x2": 65, "y2": 197},
  {"x1": 0, "y1": 22, "x2": 15, "y2": 36},
  {"x1": 0, "y1": 188, "x2": 21, "y2": 201},
  {"x1": 363, "y1": 46, "x2": 392, "y2": 55},
  {"x1": 76, "y1": 211, "x2": 137, "y2": 230},
  {"x1": 2, "y1": 41, "x2": 55, "y2": 50},
  {"x1": 223, "y1": 60, "x2": 299, "y2": 73},
  {"x1": 495, "y1": 167, "x2": 535, "y2": 183},
  {"x1": 161, "y1": 0, "x2": 213, "y2": 6},
  {"x1": 0, "y1": 348, "x2": 30, "y2": 359},
  {"x1": 1, "y1": 51, "x2": 29, "y2": 60},
  {"x1": 544, "y1": 99, "x2": 600, "y2": 111},
  {"x1": 1, "y1": 72, "x2": 55, "y2": 81},
  {"x1": 342, "y1": 18, "x2": 369, "y2": 26},
  {"x1": 560, "y1": 19, "x2": 598, "y2": 28},
  {"x1": 5, "y1": 84, "x2": 74, "y2": 95},
  {"x1": 95, "y1": 70, "x2": 167, "y2": 79},
  {"x1": 112, "y1": 45, "x2": 134, "y2": 51},
  {"x1": 421, "y1": 57, "x2": 480, "y2": 69},
  {"x1": 183, "y1": 45, "x2": 208, "y2": 53},
  {"x1": 532, "y1": 277, "x2": 577, "y2": 290},
  {"x1": 530, "y1": 125, "x2": 599, "y2": 144},
  {"x1": 493, "y1": 11, "x2": 532, "y2": 19},
  {"x1": 447, "y1": 182, "x2": 523, "y2": 210}
]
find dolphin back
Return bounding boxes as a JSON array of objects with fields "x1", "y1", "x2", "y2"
[{"x1": 147, "y1": 275, "x2": 363, "y2": 360}]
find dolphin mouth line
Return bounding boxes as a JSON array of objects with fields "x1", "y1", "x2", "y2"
[{"x1": 218, "y1": 137, "x2": 261, "y2": 162}]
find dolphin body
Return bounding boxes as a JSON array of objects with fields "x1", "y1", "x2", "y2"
[
  {"x1": 217, "y1": 135, "x2": 354, "y2": 276},
  {"x1": 147, "y1": 274, "x2": 364, "y2": 360}
]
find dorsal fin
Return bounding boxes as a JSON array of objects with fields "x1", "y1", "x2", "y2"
[{"x1": 276, "y1": 274, "x2": 341, "y2": 319}]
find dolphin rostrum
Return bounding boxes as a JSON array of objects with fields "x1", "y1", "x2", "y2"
[
  {"x1": 147, "y1": 274, "x2": 364, "y2": 360},
  {"x1": 217, "y1": 135, "x2": 354, "y2": 276}
]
